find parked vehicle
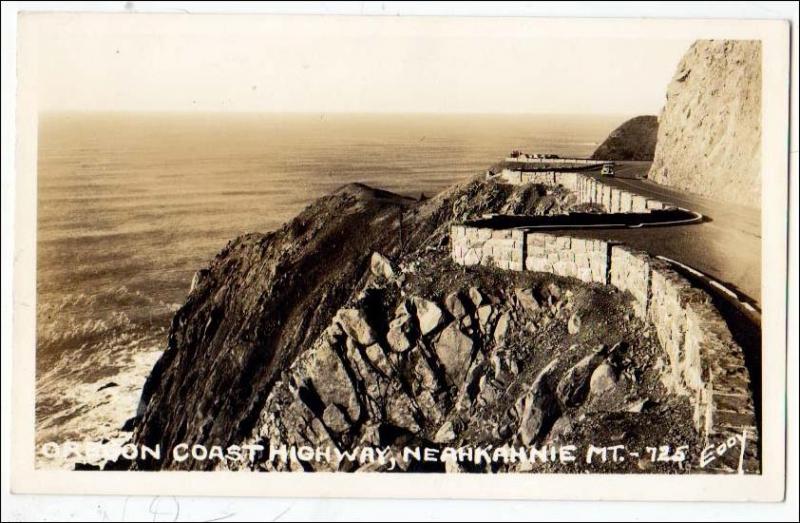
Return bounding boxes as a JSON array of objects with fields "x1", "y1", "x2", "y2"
[{"x1": 601, "y1": 162, "x2": 615, "y2": 176}]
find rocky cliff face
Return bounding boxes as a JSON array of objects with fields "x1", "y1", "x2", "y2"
[
  {"x1": 132, "y1": 184, "x2": 416, "y2": 464},
  {"x1": 648, "y1": 40, "x2": 761, "y2": 207},
  {"x1": 129, "y1": 177, "x2": 699, "y2": 472},
  {"x1": 591, "y1": 115, "x2": 658, "y2": 161}
]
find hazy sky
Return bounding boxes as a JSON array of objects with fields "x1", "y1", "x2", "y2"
[{"x1": 29, "y1": 14, "x2": 694, "y2": 115}]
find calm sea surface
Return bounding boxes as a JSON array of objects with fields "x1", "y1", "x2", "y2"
[{"x1": 35, "y1": 112, "x2": 622, "y2": 454}]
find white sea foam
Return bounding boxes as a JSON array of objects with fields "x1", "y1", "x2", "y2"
[{"x1": 36, "y1": 346, "x2": 163, "y2": 469}]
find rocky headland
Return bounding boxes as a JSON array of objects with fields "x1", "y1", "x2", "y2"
[
  {"x1": 124, "y1": 176, "x2": 702, "y2": 473},
  {"x1": 590, "y1": 115, "x2": 658, "y2": 161}
]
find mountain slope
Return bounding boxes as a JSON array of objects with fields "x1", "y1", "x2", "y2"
[{"x1": 590, "y1": 115, "x2": 658, "y2": 161}]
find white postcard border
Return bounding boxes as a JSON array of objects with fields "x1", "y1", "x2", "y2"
[{"x1": 10, "y1": 13, "x2": 791, "y2": 501}]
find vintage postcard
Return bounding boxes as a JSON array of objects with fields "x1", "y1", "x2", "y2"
[{"x1": 10, "y1": 12, "x2": 791, "y2": 500}]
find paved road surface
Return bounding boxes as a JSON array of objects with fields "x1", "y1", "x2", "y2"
[{"x1": 582, "y1": 162, "x2": 761, "y2": 305}]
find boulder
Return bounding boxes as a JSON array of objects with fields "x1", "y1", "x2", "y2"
[
  {"x1": 415, "y1": 389, "x2": 445, "y2": 427},
  {"x1": 411, "y1": 351, "x2": 439, "y2": 391},
  {"x1": 336, "y1": 308, "x2": 377, "y2": 346},
  {"x1": 386, "y1": 318, "x2": 412, "y2": 353},
  {"x1": 555, "y1": 347, "x2": 607, "y2": 408},
  {"x1": 364, "y1": 343, "x2": 393, "y2": 376},
  {"x1": 434, "y1": 421, "x2": 457, "y2": 443},
  {"x1": 455, "y1": 352, "x2": 485, "y2": 411},
  {"x1": 322, "y1": 404, "x2": 351, "y2": 433},
  {"x1": 476, "y1": 305, "x2": 494, "y2": 331},
  {"x1": 305, "y1": 340, "x2": 361, "y2": 421},
  {"x1": 515, "y1": 360, "x2": 560, "y2": 445},
  {"x1": 444, "y1": 291, "x2": 468, "y2": 319},
  {"x1": 369, "y1": 252, "x2": 395, "y2": 279},
  {"x1": 567, "y1": 311, "x2": 582, "y2": 335},
  {"x1": 413, "y1": 297, "x2": 444, "y2": 336},
  {"x1": 358, "y1": 422, "x2": 382, "y2": 447},
  {"x1": 395, "y1": 299, "x2": 413, "y2": 319},
  {"x1": 469, "y1": 287, "x2": 484, "y2": 308},
  {"x1": 386, "y1": 393, "x2": 420, "y2": 433},
  {"x1": 434, "y1": 323, "x2": 475, "y2": 385},
  {"x1": 345, "y1": 336, "x2": 374, "y2": 380},
  {"x1": 493, "y1": 312, "x2": 511, "y2": 344},
  {"x1": 492, "y1": 423, "x2": 514, "y2": 441},
  {"x1": 590, "y1": 364, "x2": 618, "y2": 396},
  {"x1": 514, "y1": 288, "x2": 540, "y2": 313},
  {"x1": 491, "y1": 349, "x2": 519, "y2": 385},
  {"x1": 477, "y1": 379, "x2": 500, "y2": 406},
  {"x1": 547, "y1": 415, "x2": 575, "y2": 443},
  {"x1": 545, "y1": 282, "x2": 562, "y2": 301}
]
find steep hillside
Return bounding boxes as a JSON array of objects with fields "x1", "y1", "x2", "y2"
[
  {"x1": 648, "y1": 40, "x2": 761, "y2": 207},
  {"x1": 590, "y1": 115, "x2": 658, "y2": 161}
]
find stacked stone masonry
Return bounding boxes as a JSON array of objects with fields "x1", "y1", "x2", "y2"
[
  {"x1": 450, "y1": 226, "x2": 525, "y2": 271},
  {"x1": 525, "y1": 233, "x2": 609, "y2": 285},
  {"x1": 494, "y1": 169, "x2": 669, "y2": 213},
  {"x1": 451, "y1": 224, "x2": 759, "y2": 473},
  {"x1": 504, "y1": 157, "x2": 606, "y2": 166}
]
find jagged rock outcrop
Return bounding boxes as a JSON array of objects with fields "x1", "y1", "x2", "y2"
[
  {"x1": 648, "y1": 40, "x2": 761, "y2": 207},
  {"x1": 590, "y1": 115, "x2": 658, "y2": 161},
  {"x1": 236, "y1": 275, "x2": 697, "y2": 473}
]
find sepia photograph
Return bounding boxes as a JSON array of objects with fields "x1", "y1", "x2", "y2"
[{"x1": 4, "y1": 3, "x2": 795, "y2": 509}]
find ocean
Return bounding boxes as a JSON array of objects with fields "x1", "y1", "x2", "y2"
[{"x1": 35, "y1": 112, "x2": 622, "y2": 466}]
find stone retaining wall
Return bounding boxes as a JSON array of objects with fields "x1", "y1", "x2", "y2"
[
  {"x1": 525, "y1": 233, "x2": 609, "y2": 285},
  {"x1": 609, "y1": 246, "x2": 651, "y2": 319},
  {"x1": 494, "y1": 169, "x2": 669, "y2": 213},
  {"x1": 451, "y1": 225, "x2": 759, "y2": 472},
  {"x1": 450, "y1": 226, "x2": 525, "y2": 271},
  {"x1": 504, "y1": 157, "x2": 606, "y2": 166}
]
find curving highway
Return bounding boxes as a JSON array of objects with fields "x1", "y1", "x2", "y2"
[
  {"x1": 466, "y1": 159, "x2": 763, "y2": 421},
  {"x1": 582, "y1": 162, "x2": 761, "y2": 307}
]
